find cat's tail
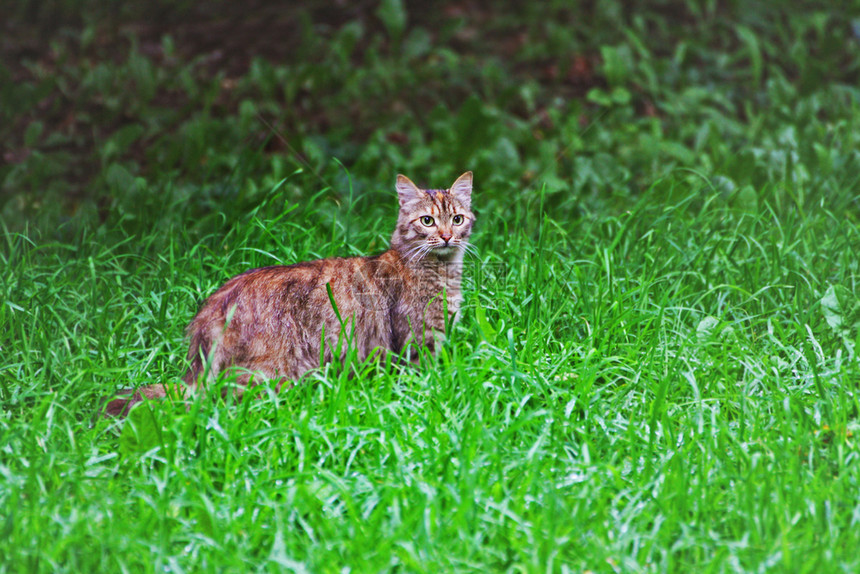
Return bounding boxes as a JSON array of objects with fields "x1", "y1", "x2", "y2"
[
  {"x1": 101, "y1": 384, "x2": 170, "y2": 418},
  {"x1": 102, "y1": 311, "x2": 211, "y2": 418}
]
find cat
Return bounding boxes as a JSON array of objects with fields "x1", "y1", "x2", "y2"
[{"x1": 103, "y1": 171, "x2": 475, "y2": 416}]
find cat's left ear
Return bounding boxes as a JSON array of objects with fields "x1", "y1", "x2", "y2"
[{"x1": 449, "y1": 171, "x2": 473, "y2": 209}]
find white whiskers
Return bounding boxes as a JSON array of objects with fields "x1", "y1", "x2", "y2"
[
  {"x1": 404, "y1": 243, "x2": 433, "y2": 263},
  {"x1": 401, "y1": 239, "x2": 478, "y2": 264},
  {"x1": 459, "y1": 241, "x2": 480, "y2": 260}
]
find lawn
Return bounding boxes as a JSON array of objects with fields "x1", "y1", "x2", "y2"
[{"x1": 2, "y1": 1, "x2": 860, "y2": 572}]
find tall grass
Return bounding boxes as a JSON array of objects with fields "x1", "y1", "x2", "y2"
[
  {"x1": 1, "y1": 171, "x2": 858, "y2": 571},
  {"x1": 3, "y1": 1, "x2": 860, "y2": 571}
]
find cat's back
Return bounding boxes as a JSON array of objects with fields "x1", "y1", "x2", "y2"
[
  {"x1": 184, "y1": 254, "x2": 402, "y2": 384},
  {"x1": 203, "y1": 261, "x2": 324, "y2": 313},
  {"x1": 188, "y1": 251, "x2": 412, "y2": 336},
  {"x1": 195, "y1": 256, "x2": 365, "y2": 321}
]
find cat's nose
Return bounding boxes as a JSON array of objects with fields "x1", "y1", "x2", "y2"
[{"x1": 440, "y1": 232, "x2": 452, "y2": 243}]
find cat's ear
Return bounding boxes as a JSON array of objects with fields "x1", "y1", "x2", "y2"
[
  {"x1": 396, "y1": 174, "x2": 423, "y2": 207},
  {"x1": 449, "y1": 171, "x2": 473, "y2": 209}
]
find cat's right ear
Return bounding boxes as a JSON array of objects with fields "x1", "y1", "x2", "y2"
[
  {"x1": 450, "y1": 171, "x2": 473, "y2": 209},
  {"x1": 396, "y1": 174, "x2": 422, "y2": 207}
]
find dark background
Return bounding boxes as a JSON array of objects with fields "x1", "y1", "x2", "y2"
[{"x1": 3, "y1": 0, "x2": 859, "y2": 235}]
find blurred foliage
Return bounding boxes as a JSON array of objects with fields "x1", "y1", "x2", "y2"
[{"x1": 2, "y1": 0, "x2": 860, "y2": 240}]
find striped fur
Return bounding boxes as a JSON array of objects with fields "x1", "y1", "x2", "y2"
[{"x1": 104, "y1": 172, "x2": 475, "y2": 416}]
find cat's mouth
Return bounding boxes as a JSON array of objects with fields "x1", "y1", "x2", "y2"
[{"x1": 432, "y1": 245, "x2": 459, "y2": 256}]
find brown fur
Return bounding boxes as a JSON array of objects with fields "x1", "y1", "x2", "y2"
[{"x1": 103, "y1": 172, "x2": 475, "y2": 417}]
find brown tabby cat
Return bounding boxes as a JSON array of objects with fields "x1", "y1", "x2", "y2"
[{"x1": 104, "y1": 172, "x2": 475, "y2": 416}]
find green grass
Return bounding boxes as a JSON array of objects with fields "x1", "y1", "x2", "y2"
[
  {"x1": 3, "y1": 1, "x2": 860, "y2": 572},
  {"x1": 3, "y1": 177, "x2": 859, "y2": 572}
]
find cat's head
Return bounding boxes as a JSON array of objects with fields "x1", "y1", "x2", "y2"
[{"x1": 391, "y1": 172, "x2": 475, "y2": 262}]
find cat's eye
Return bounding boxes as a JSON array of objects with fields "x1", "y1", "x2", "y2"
[
  {"x1": 452, "y1": 214, "x2": 464, "y2": 225},
  {"x1": 420, "y1": 216, "x2": 435, "y2": 227}
]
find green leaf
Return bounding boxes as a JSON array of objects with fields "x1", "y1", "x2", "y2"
[
  {"x1": 105, "y1": 163, "x2": 135, "y2": 191},
  {"x1": 610, "y1": 87, "x2": 632, "y2": 105},
  {"x1": 821, "y1": 285, "x2": 844, "y2": 331},
  {"x1": 696, "y1": 316, "x2": 735, "y2": 345},
  {"x1": 600, "y1": 44, "x2": 633, "y2": 87},
  {"x1": 696, "y1": 316, "x2": 720, "y2": 343},
  {"x1": 736, "y1": 26, "x2": 763, "y2": 86},
  {"x1": 474, "y1": 296, "x2": 497, "y2": 342},
  {"x1": 101, "y1": 124, "x2": 144, "y2": 162},
  {"x1": 119, "y1": 403, "x2": 163, "y2": 457},
  {"x1": 586, "y1": 88, "x2": 612, "y2": 107},
  {"x1": 735, "y1": 185, "x2": 758, "y2": 212},
  {"x1": 376, "y1": 0, "x2": 407, "y2": 43},
  {"x1": 820, "y1": 285, "x2": 860, "y2": 357}
]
